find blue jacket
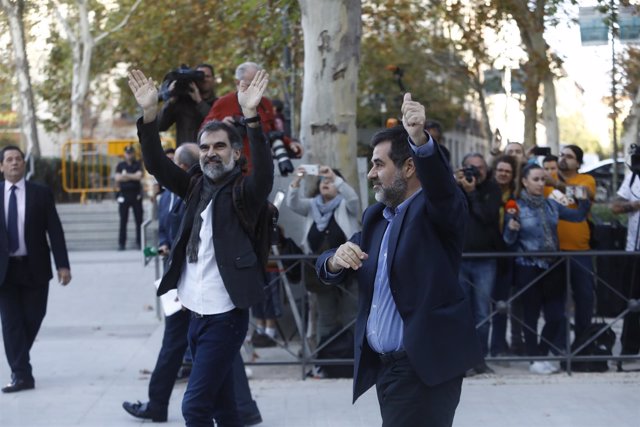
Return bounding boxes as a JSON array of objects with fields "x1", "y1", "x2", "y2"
[
  {"x1": 503, "y1": 193, "x2": 590, "y2": 268},
  {"x1": 157, "y1": 190, "x2": 185, "y2": 248},
  {"x1": 316, "y1": 143, "x2": 482, "y2": 402}
]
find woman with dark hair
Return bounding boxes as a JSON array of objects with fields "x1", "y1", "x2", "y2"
[
  {"x1": 490, "y1": 155, "x2": 523, "y2": 357},
  {"x1": 503, "y1": 164, "x2": 590, "y2": 375},
  {"x1": 286, "y1": 165, "x2": 360, "y2": 362}
]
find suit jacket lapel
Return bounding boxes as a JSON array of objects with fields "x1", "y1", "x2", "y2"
[
  {"x1": 0, "y1": 182, "x2": 5, "y2": 235},
  {"x1": 386, "y1": 200, "x2": 411, "y2": 275},
  {"x1": 24, "y1": 182, "x2": 33, "y2": 232}
]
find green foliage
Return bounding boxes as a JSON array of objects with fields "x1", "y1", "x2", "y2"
[
  {"x1": 559, "y1": 112, "x2": 607, "y2": 157},
  {"x1": 619, "y1": 46, "x2": 640, "y2": 101},
  {"x1": 36, "y1": 29, "x2": 72, "y2": 133},
  {"x1": 358, "y1": 0, "x2": 469, "y2": 130},
  {"x1": 29, "y1": 157, "x2": 81, "y2": 203}
]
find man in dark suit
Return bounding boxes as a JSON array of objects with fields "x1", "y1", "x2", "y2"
[
  {"x1": 128, "y1": 68, "x2": 272, "y2": 426},
  {"x1": 317, "y1": 94, "x2": 482, "y2": 427},
  {"x1": 0, "y1": 145, "x2": 71, "y2": 393}
]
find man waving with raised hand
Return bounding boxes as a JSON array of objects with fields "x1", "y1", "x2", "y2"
[
  {"x1": 317, "y1": 93, "x2": 482, "y2": 427},
  {"x1": 128, "y1": 68, "x2": 273, "y2": 427}
]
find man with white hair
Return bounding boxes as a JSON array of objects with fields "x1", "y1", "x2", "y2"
[{"x1": 202, "y1": 61, "x2": 303, "y2": 172}]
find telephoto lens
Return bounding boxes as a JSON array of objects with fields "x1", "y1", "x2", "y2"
[{"x1": 268, "y1": 131, "x2": 294, "y2": 176}]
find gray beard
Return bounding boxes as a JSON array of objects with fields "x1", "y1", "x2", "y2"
[
  {"x1": 374, "y1": 172, "x2": 408, "y2": 208},
  {"x1": 201, "y1": 156, "x2": 235, "y2": 181}
]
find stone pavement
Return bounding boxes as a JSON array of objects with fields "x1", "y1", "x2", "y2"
[{"x1": 1, "y1": 250, "x2": 639, "y2": 426}]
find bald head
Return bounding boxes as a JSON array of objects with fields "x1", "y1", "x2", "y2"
[{"x1": 174, "y1": 143, "x2": 199, "y2": 171}]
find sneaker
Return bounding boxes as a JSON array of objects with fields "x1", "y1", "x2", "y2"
[
  {"x1": 529, "y1": 361, "x2": 554, "y2": 375},
  {"x1": 544, "y1": 361, "x2": 560, "y2": 374}
]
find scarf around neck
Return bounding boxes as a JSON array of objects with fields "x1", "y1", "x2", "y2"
[
  {"x1": 186, "y1": 167, "x2": 240, "y2": 263},
  {"x1": 310, "y1": 194, "x2": 343, "y2": 232}
]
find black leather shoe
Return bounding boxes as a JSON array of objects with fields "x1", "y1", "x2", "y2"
[
  {"x1": 242, "y1": 411, "x2": 263, "y2": 426},
  {"x1": 2, "y1": 378, "x2": 35, "y2": 393},
  {"x1": 122, "y1": 400, "x2": 167, "y2": 422}
]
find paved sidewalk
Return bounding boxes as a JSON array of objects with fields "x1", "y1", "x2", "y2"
[{"x1": 1, "y1": 250, "x2": 639, "y2": 426}]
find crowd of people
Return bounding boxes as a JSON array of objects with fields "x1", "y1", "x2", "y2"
[{"x1": 1, "y1": 59, "x2": 639, "y2": 427}]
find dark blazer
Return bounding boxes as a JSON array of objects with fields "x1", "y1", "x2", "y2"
[
  {"x1": 317, "y1": 144, "x2": 483, "y2": 402},
  {"x1": 0, "y1": 181, "x2": 70, "y2": 286},
  {"x1": 138, "y1": 119, "x2": 273, "y2": 310}
]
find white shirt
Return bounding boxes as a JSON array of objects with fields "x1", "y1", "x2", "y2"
[
  {"x1": 176, "y1": 200, "x2": 235, "y2": 315},
  {"x1": 617, "y1": 173, "x2": 640, "y2": 251},
  {"x1": 4, "y1": 178, "x2": 27, "y2": 256}
]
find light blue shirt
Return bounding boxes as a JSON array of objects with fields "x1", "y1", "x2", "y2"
[{"x1": 365, "y1": 135, "x2": 434, "y2": 353}]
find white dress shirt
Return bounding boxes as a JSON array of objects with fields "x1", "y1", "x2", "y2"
[
  {"x1": 4, "y1": 178, "x2": 27, "y2": 256},
  {"x1": 176, "y1": 200, "x2": 235, "y2": 315}
]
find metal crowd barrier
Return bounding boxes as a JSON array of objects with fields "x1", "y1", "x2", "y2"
[
  {"x1": 61, "y1": 137, "x2": 175, "y2": 202},
  {"x1": 245, "y1": 250, "x2": 639, "y2": 378}
]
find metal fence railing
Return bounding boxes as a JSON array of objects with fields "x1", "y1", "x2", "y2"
[{"x1": 242, "y1": 250, "x2": 640, "y2": 378}]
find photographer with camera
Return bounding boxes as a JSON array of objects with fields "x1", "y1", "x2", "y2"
[
  {"x1": 611, "y1": 145, "x2": 640, "y2": 367},
  {"x1": 202, "y1": 61, "x2": 303, "y2": 175},
  {"x1": 454, "y1": 153, "x2": 503, "y2": 375},
  {"x1": 158, "y1": 64, "x2": 217, "y2": 146}
]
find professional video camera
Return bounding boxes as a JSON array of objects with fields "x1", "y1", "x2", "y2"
[
  {"x1": 158, "y1": 64, "x2": 205, "y2": 102},
  {"x1": 268, "y1": 131, "x2": 294, "y2": 176},
  {"x1": 462, "y1": 165, "x2": 481, "y2": 183}
]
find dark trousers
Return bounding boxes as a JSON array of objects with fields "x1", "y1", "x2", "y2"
[
  {"x1": 621, "y1": 255, "x2": 640, "y2": 354},
  {"x1": 567, "y1": 255, "x2": 595, "y2": 338},
  {"x1": 515, "y1": 264, "x2": 566, "y2": 356},
  {"x1": 118, "y1": 193, "x2": 143, "y2": 247},
  {"x1": 0, "y1": 259, "x2": 48, "y2": 382},
  {"x1": 148, "y1": 309, "x2": 260, "y2": 422},
  {"x1": 148, "y1": 309, "x2": 190, "y2": 412},
  {"x1": 491, "y1": 258, "x2": 513, "y2": 355},
  {"x1": 182, "y1": 309, "x2": 248, "y2": 427},
  {"x1": 376, "y1": 354, "x2": 462, "y2": 427}
]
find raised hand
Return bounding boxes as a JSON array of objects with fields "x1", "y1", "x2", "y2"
[
  {"x1": 401, "y1": 93, "x2": 427, "y2": 145},
  {"x1": 128, "y1": 69, "x2": 159, "y2": 122},
  {"x1": 237, "y1": 69, "x2": 269, "y2": 116}
]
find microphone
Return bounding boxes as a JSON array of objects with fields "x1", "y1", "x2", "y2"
[
  {"x1": 504, "y1": 199, "x2": 519, "y2": 225},
  {"x1": 505, "y1": 199, "x2": 519, "y2": 215}
]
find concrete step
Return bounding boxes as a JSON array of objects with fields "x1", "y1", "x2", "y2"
[{"x1": 57, "y1": 200, "x2": 156, "y2": 251}]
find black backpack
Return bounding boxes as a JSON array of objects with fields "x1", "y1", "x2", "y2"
[
  {"x1": 231, "y1": 175, "x2": 279, "y2": 272},
  {"x1": 571, "y1": 322, "x2": 616, "y2": 372}
]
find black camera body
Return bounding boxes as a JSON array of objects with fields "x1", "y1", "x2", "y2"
[
  {"x1": 462, "y1": 165, "x2": 481, "y2": 183},
  {"x1": 159, "y1": 65, "x2": 205, "y2": 102}
]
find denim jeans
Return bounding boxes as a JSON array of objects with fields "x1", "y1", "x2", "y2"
[
  {"x1": 459, "y1": 259, "x2": 497, "y2": 356},
  {"x1": 182, "y1": 309, "x2": 248, "y2": 427}
]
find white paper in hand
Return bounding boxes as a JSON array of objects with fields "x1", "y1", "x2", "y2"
[{"x1": 154, "y1": 279, "x2": 182, "y2": 317}]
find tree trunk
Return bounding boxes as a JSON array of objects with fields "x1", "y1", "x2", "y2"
[
  {"x1": 52, "y1": 0, "x2": 141, "y2": 144},
  {"x1": 1, "y1": 0, "x2": 41, "y2": 158},
  {"x1": 542, "y1": 70, "x2": 559, "y2": 153},
  {"x1": 298, "y1": 0, "x2": 361, "y2": 188},
  {"x1": 522, "y1": 59, "x2": 540, "y2": 149}
]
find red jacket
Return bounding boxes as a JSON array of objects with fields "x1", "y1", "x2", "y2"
[{"x1": 202, "y1": 91, "x2": 291, "y2": 171}]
